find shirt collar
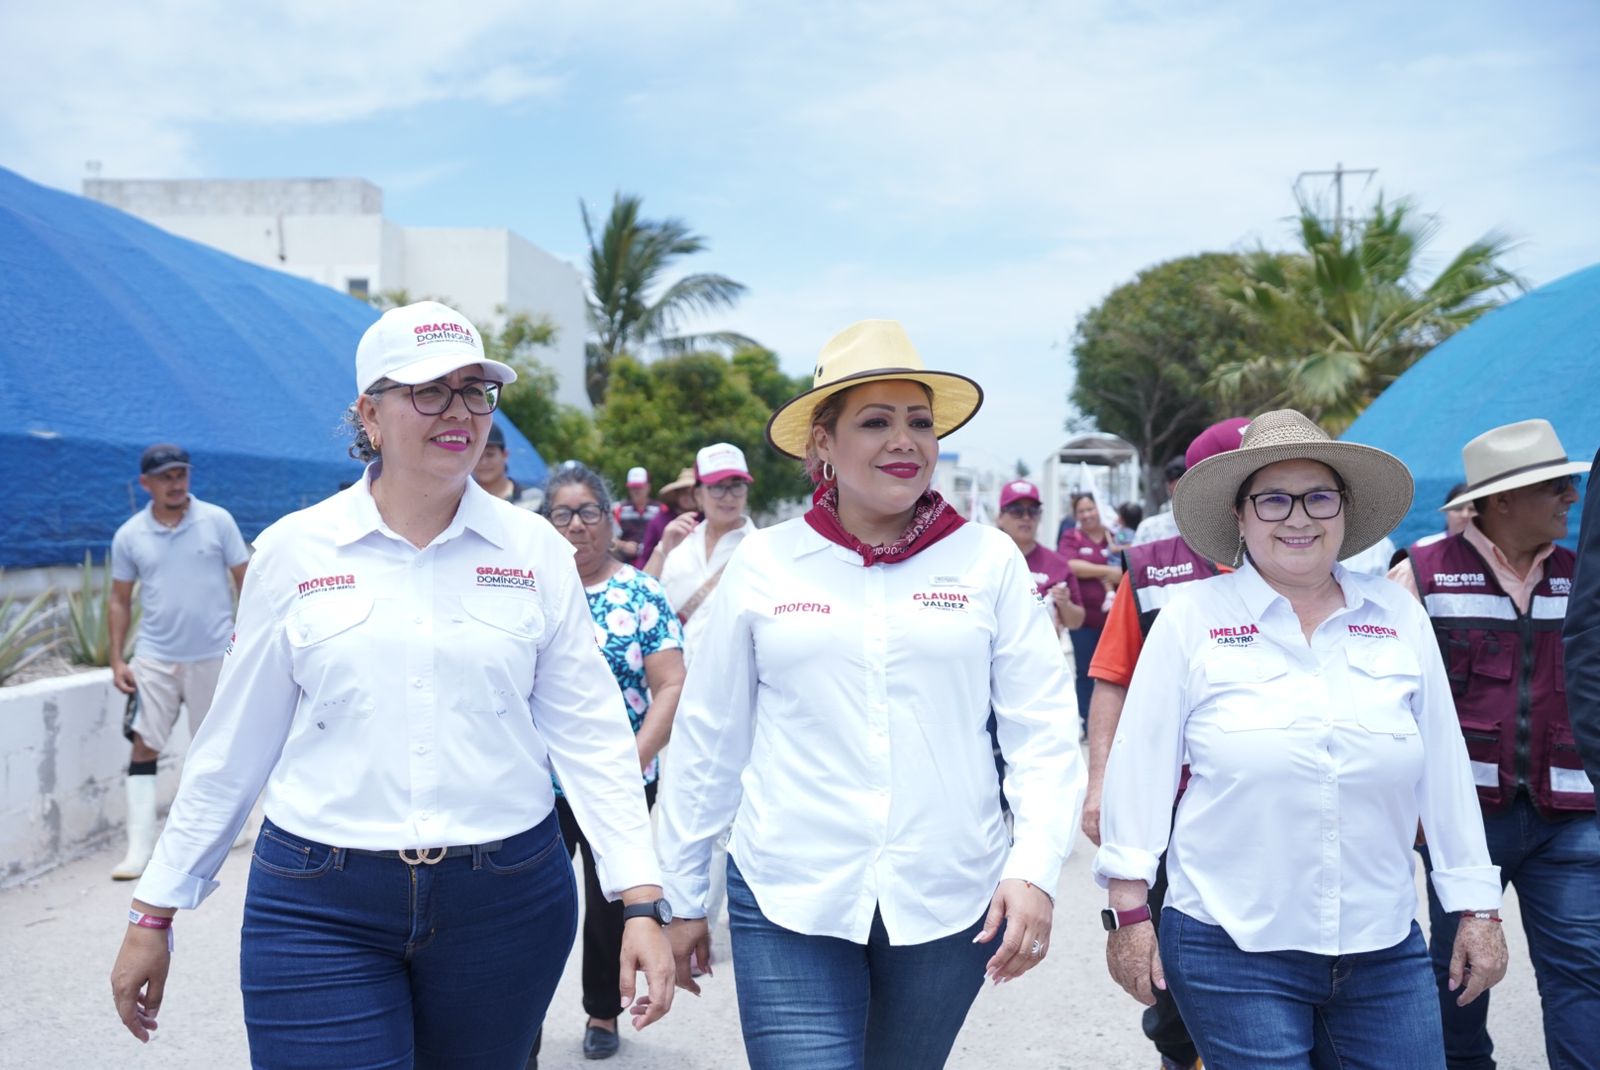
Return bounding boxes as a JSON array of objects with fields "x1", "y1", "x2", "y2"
[
  {"x1": 1233, "y1": 556, "x2": 1373, "y2": 620},
  {"x1": 141, "y1": 498, "x2": 198, "y2": 535},
  {"x1": 334, "y1": 463, "x2": 508, "y2": 550},
  {"x1": 1463, "y1": 519, "x2": 1553, "y2": 580}
]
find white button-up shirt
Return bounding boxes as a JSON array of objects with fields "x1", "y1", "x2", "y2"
[
  {"x1": 659, "y1": 515, "x2": 755, "y2": 658},
  {"x1": 1093, "y1": 561, "x2": 1500, "y2": 955},
  {"x1": 657, "y1": 518, "x2": 1086, "y2": 945},
  {"x1": 135, "y1": 468, "x2": 660, "y2": 910}
]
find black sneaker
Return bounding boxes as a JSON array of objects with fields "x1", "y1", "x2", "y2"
[{"x1": 583, "y1": 1024, "x2": 620, "y2": 1060}]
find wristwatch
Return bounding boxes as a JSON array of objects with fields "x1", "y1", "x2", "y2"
[
  {"x1": 621, "y1": 898, "x2": 674, "y2": 926},
  {"x1": 1101, "y1": 904, "x2": 1153, "y2": 931}
]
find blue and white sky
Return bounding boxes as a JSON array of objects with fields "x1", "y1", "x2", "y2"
[{"x1": 5, "y1": 1, "x2": 1597, "y2": 474}]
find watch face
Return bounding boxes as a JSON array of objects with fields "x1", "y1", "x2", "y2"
[
  {"x1": 1101, "y1": 908, "x2": 1118, "y2": 932},
  {"x1": 655, "y1": 899, "x2": 674, "y2": 925}
]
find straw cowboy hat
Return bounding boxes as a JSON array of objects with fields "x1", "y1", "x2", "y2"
[
  {"x1": 1172, "y1": 409, "x2": 1414, "y2": 565},
  {"x1": 1440, "y1": 419, "x2": 1589, "y2": 511},
  {"x1": 765, "y1": 320, "x2": 983, "y2": 460},
  {"x1": 657, "y1": 467, "x2": 697, "y2": 498}
]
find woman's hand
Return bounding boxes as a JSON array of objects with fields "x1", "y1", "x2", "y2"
[
  {"x1": 1106, "y1": 921, "x2": 1165, "y2": 1006},
  {"x1": 659, "y1": 513, "x2": 700, "y2": 557},
  {"x1": 110, "y1": 924, "x2": 171, "y2": 1042},
  {"x1": 618, "y1": 918, "x2": 677, "y2": 1030},
  {"x1": 974, "y1": 878, "x2": 1054, "y2": 983},
  {"x1": 666, "y1": 917, "x2": 713, "y2": 995},
  {"x1": 1449, "y1": 916, "x2": 1509, "y2": 1006}
]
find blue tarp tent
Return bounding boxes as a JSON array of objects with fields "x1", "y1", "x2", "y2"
[
  {"x1": 1343, "y1": 263, "x2": 1600, "y2": 550},
  {"x1": 0, "y1": 167, "x2": 546, "y2": 567}
]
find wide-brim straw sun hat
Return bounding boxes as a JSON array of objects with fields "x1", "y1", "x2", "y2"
[
  {"x1": 1440, "y1": 419, "x2": 1589, "y2": 510},
  {"x1": 1172, "y1": 409, "x2": 1415, "y2": 566},
  {"x1": 765, "y1": 319, "x2": 984, "y2": 460},
  {"x1": 657, "y1": 467, "x2": 697, "y2": 497}
]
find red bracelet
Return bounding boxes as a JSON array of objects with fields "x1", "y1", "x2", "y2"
[
  {"x1": 129, "y1": 909, "x2": 175, "y2": 950},
  {"x1": 1457, "y1": 910, "x2": 1501, "y2": 923}
]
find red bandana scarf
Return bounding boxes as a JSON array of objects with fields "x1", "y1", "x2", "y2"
[{"x1": 804, "y1": 485, "x2": 967, "y2": 565}]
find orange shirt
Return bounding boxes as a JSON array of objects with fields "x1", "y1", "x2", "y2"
[{"x1": 1088, "y1": 563, "x2": 1233, "y2": 687}]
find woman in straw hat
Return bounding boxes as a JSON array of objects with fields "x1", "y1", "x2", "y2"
[
  {"x1": 1093, "y1": 410, "x2": 1508, "y2": 1069},
  {"x1": 655, "y1": 320, "x2": 1085, "y2": 1069}
]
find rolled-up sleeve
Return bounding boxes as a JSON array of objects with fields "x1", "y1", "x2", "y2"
[
  {"x1": 533, "y1": 559, "x2": 661, "y2": 899},
  {"x1": 990, "y1": 544, "x2": 1086, "y2": 890},
  {"x1": 1093, "y1": 605, "x2": 1190, "y2": 889},
  {"x1": 655, "y1": 552, "x2": 758, "y2": 918},
  {"x1": 1406, "y1": 599, "x2": 1502, "y2": 911},
  {"x1": 134, "y1": 539, "x2": 299, "y2": 910}
]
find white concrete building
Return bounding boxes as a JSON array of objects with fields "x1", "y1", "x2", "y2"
[{"x1": 81, "y1": 178, "x2": 591, "y2": 410}]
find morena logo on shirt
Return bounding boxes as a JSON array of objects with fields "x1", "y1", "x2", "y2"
[
  {"x1": 224, "y1": 631, "x2": 236, "y2": 656},
  {"x1": 1431, "y1": 572, "x2": 1486, "y2": 588},
  {"x1": 1550, "y1": 577, "x2": 1573, "y2": 596},
  {"x1": 914, "y1": 591, "x2": 970, "y2": 611},
  {"x1": 297, "y1": 574, "x2": 357, "y2": 597},
  {"x1": 1145, "y1": 562, "x2": 1194, "y2": 582},
  {"x1": 1208, "y1": 623, "x2": 1259, "y2": 646},
  {"x1": 476, "y1": 565, "x2": 537, "y2": 591},
  {"x1": 1348, "y1": 624, "x2": 1399, "y2": 639},
  {"x1": 773, "y1": 601, "x2": 832, "y2": 616}
]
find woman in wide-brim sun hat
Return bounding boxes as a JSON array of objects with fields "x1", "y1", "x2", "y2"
[
  {"x1": 656, "y1": 318, "x2": 1085, "y2": 1069},
  {"x1": 111, "y1": 301, "x2": 676, "y2": 1066},
  {"x1": 1094, "y1": 409, "x2": 1507, "y2": 1069}
]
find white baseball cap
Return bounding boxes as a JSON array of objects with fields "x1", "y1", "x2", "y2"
[
  {"x1": 695, "y1": 442, "x2": 753, "y2": 484},
  {"x1": 626, "y1": 467, "x2": 649, "y2": 487},
  {"x1": 355, "y1": 301, "x2": 518, "y2": 394}
]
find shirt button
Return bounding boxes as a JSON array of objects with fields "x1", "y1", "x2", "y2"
[
  {"x1": 1326, "y1": 831, "x2": 1337, "y2": 841},
  {"x1": 412, "y1": 678, "x2": 424, "y2": 689},
  {"x1": 415, "y1": 744, "x2": 427, "y2": 754},
  {"x1": 1325, "y1": 774, "x2": 1335, "y2": 783},
  {"x1": 414, "y1": 615, "x2": 424, "y2": 624},
  {"x1": 1326, "y1": 889, "x2": 1337, "y2": 898}
]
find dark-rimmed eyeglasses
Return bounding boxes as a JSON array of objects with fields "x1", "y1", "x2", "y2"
[
  {"x1": 369, "y1": 379, "x2": 501, "y2": 416},
  {"x1": 704, "y1": 481, "x2": 750, "y2": 500},
  {"x1": 548, "y1": 504, "x2": 607, "y2": 528},
  {"x1": 1243, "y1": 490, "x2": 1345, "y2": 523},
  {"x1": 1001, "y1": 503, "x2": 1043, "y2": 518},
  {"x1": 1538, "y1": 475, "x2": 1582, "y2": 496}
]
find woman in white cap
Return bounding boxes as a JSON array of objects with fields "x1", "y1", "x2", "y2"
[
  {"x1": 657, "y1": 320, "x2": 1085, "y2": 1070},
  {"x1": 1095, "y1": 409, "x2": 1508, "y2": 1069},
  {"x1": 110, "y1": 301, "x2": 675, "y2": 1067},
  {"x1": 649, "y1": 443, "x2": 758, "y2": 657}
]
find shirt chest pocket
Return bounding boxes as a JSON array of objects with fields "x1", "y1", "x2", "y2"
[
  {"x1": 1202, "y1": 652, "x2": 1297, "y2": 732},
  {"x1": 460, "y1": 593, "x2": 545, "y2": 645},
  {"x1": 1345, "y1": 644, "x2": 1422, "y2": 736},
  {"x1": 287, "y1": 594, "x2": 377, "y2": 723}
]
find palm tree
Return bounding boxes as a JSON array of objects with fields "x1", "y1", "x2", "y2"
[
  {"x1": 1209, "y1": 196, "x2": 1523, "y2": 431},
  {"x1": 581, "y1": 193, "x2": 755, "y2": 404}
]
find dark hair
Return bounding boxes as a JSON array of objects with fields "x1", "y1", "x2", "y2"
[
  {"x1": 341, "y1": 377, "x2": 399, "y2": 462},
  {"x1": 1116, "y1": 501, "x2": 1144, "y2": 529},
  {"x1": 803, "y1": 380, "x2": 936, "y2": 482},
  {"x1": 1071, "y1": 492, "x2": 1096, "y2": 509},
  {"x1": 1445, "y1": 482, "x2": 1469, "y2": 507},
  {"x1": 1163, "y1": 456, "x2": 1188, "y2": 484},
  {"x1": 540, "y1": 461, "x2": 612, "y2": 518}
]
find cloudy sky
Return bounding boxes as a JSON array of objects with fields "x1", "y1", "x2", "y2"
[{"x1": 5, "y1": 0, "x2": 1597, "y2": 474}]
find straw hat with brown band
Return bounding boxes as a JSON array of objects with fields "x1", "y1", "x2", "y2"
[
  {"x1": 1172, "y1": 409, "x2": 1415, "y2": 566},
  {"x1": 657, "y1": 467, "x2": 697, "y2": 498},
  {"x1": 765, "y1": 320, "x2": 984, "y2": 460},
  {"x1": 1439, "y1": 419, "x2": 1589, "y2": 511}
]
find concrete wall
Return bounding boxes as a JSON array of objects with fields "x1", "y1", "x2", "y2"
[
  {"x1": 84, "y1": 178, "x2": 382, "y2": 217},
  {"x1": 0, "y1": 671, "x2": 188, "y2": 888}
]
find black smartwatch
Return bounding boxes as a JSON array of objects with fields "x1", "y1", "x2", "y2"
[{"x1": 622, "y1": 898, "x2": 673, "y2": 926}]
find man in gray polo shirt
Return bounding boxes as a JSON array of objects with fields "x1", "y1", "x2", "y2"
[{"x1": 108, "y1": 444, "x2": 251, "y2": 880}]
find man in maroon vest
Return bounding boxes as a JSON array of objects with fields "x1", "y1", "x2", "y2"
[{"x1": 1389, "y1": 419, "x2": 1599, "y2": 1070}]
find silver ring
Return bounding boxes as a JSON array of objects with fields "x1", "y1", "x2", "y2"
[{"x1": 1029, "y1": 939, "x2": 1044, "y2": 958}]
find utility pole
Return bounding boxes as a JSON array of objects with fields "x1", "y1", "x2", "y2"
[{"x1": 1294, "y1": 162, "x2": 1377, "y2": 235}]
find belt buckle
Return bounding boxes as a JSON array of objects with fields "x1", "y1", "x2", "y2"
[{"x1": 398, "y1": 847, "x2": 447, "y2": 865}]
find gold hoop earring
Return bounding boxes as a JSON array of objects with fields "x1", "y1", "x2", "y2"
[
  {"x1": 821, "y1": 461, "x2": 836, "y2": 483},
  {"x1": 368, "y1": 428, "x2": 382, "y2": 451}
]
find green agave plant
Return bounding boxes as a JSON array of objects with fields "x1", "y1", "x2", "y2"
[
  {"x1": 0, "y1": 577, "x2": 64, "y2": 684},
  {"x1": 65, "y1": 551, "x2": 138, "y2": 667}
]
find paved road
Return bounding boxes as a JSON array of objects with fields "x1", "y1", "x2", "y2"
[{"x1": 4, "y1": 824, "x2": 1548, "y2": 1068}]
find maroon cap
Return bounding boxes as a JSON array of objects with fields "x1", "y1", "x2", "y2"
[
  {"x1": 1185, "y1": 418, "x2": 1251, "y2": 468},
  {"x1": 999, "y1": 479, "x2": 1042, "y2": 511}
]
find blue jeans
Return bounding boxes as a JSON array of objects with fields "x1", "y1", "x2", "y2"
[
  {"x1": 240, "y1": 812, "x2": 577, "y2": 1069},
  {"x1": 726, "y1": 858, "x2": 993, "y2": 1069},
  {"x1": 1161, "y1": 908, "x2": 1443, "y2": 1070},
  {"x1": 1420, "y1": 795, "x2": 1600, "y2": 1070},
  {"x1": 1068, "y1": 627, "x2": 1101, "y2": 732}
]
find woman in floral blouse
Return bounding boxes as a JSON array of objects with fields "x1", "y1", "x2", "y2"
[{"x1": 537, "y1": 462, "x2": 686, "y2": 1063}]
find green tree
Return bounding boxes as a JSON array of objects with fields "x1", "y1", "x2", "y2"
[
  {"x1": 1070, "y1": 253, "x2": 1277, "y2": 509},
  {"x1": 593, "y1": 349, "x2": 810, "y2": 514},
  {"x1": 485, "y1": 311, "x2": 600, "y2": 466},
  {"x1": 1211, "y1": 196, "x2": 1523, "y2": 431},
  {"x1": 581, "y1": 192, "x2": 756, "y2": 405}
]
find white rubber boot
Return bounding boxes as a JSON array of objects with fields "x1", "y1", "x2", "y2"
[{"x1": 111, "y1": 775, "x2": 158, "y2": 881}]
